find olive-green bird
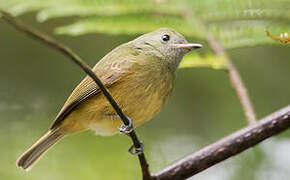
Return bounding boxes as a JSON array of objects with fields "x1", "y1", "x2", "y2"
[{"x1": 17, "y1": 28, "x2": 202, "y2": 170}]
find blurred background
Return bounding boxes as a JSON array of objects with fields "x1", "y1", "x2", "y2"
[{"x1": 0, "y1": 3, "x2": 290, "y2": 180}]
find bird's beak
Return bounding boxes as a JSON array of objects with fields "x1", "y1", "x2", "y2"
[{"x1": 171, "y1": 43, "x2": 203, "y2": 51}]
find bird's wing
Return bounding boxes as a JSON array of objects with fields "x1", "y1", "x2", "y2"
[{"x1": 50, "y1": 55, "x2": 134, "y2": 130}]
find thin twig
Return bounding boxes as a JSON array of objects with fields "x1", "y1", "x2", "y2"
[
  {"x1": 206, "y1": 32, "x2": 257, "y2": 124},
  {"x1": 153, "y1": 105, "x2": 290, "y2": 180},
  {"x1": 226, "y1": 59, "x2": 257, "y2": 124},
  {"x1": 0, "y1": 10, "x2": 151, "y2": 179},
  {"x1": 182, "y1": 10, "x2": 257, "y2": 125},
  {"x1": 265, "y1": 30, "x2": 290, "y2": 44}
]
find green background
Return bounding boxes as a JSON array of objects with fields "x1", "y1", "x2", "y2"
[{"x1": 0, "y1": 14, "x2": 289, "y2": 180}]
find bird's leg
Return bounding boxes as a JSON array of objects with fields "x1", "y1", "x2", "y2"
[
  {"x1": 119, "y1": 116, "x2": 134, "y2": 134},
  {"x1": 120, "y1": 118, "x2": 145, "y2": 155},
  {"x1": 110, "y1": 115, "x2": 134, "y2": 134},
  {"x1": 112, "y1": 115, "x2": 144, "y2": 155},
  {"x1": 128, "y1": 142, "x2": 144, "y2": 155}
]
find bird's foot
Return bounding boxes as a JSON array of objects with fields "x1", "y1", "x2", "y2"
[
  {"x1": 128, "y1": 143, "x2": 144, "y2": 155},
  {"x1": 118, "y1": 116, "x2": 144, "y2": 155},
  {"x1": 119, "y1": 116, "x2": 134, "y2": 134}
]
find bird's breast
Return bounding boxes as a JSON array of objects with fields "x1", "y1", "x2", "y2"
[{"x1": 110, "y1": 62, "x2": 175, "y2": 126}]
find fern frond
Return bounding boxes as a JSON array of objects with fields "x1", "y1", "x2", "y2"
[
  {"x1": 1, "y1": 0, "x2": 289, "y2": 70},
  {"x1": 210, "y1": 20, "x2": 290, "y2": 48},
  {"x1": 55, "y1": 14, "x2": 204, "y2": 39}
]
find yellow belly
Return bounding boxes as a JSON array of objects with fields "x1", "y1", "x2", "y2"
[{"x1": 60, "y1": 74, "x2": 174, "y2": 136}]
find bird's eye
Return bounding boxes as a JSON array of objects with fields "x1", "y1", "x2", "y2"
[{"x1": 161, "y1": 34, "x2": 170, "y2": 42}]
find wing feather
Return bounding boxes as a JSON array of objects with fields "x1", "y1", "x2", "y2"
[
  {"x1": 50, "y1": 43, "x2": 137, "y2": 129},
  {"x1": 50, "y1": 59, "x2": 131, "y2": 130}
]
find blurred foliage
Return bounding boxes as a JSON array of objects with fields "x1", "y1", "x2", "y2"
[
  {"x1": 0, "y1": 0, "x2": 289, "y2": 69},
  {"x1": 180, "y1": 54, "x2": 226, "y2": 69}
]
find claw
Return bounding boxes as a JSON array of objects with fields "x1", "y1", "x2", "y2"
[
  {"x1": 119, "y1": 117, "x2": 134, "y2": 134},
  {"x1": 118, "y1": 116, "x2": 144, "y2": 155},
  {"x1": 128, "y1": 143, "x2": 144, "y2": 155}
]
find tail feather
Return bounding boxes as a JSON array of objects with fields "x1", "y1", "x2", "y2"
[{"x1": 16, "y1": 130, "x2": 64, "y2": 171}]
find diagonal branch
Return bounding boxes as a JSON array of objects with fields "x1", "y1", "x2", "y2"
[
  {"x1": 0, "y1": 10, "x2": 151, "y2": 180},
  {"x1": 182, "y1": 10, "x2": 257, "y2": 125},
  {"x1": 206, "y1": 32, "x2": 257, "y2": 124},
  {"x1": 153, "y1": 105, "x2": 290, "y2": 180}
]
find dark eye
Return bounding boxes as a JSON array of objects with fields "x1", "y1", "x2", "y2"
[{"x1": 161, "y1": 34, "x2": 170, "y2": 42}]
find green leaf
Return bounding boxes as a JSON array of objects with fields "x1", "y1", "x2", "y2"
[
  {"x1": 55, "y1": 14, "x2": 205, "y2": 39},
  {"x1": 210, "y1": 21, "x2": 290, "y2": 48},
  {"x1": 1, "y1": 0, "x2": 289, "y2": 70},
  {"x1": 1, "y1": 0, "x2": 288, "y2": 48},
  {"x1": 179, "y1": 53, "x2": 227, "y2": 70}
]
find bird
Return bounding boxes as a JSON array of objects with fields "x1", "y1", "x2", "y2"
[{"x1": 16, "y1": 28, "x2": 202, "y2": 170}]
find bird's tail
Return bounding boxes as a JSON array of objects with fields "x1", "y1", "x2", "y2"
[{"x1": 16, "y1": 129, "x2": 64, "y2": 171}]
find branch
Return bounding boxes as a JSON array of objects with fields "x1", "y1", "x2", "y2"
[
  {"x1": 206, "y1": 32, "x2": 257, "y2": 124},
  {"x1": 226, "y1": 59, "x2": 257, "y2": 124},
  {"x1": 0, "y1": 10, "x2": 151, "y2": 179},
  {"x1": 265, "y1": 30, "x2": 290, "y2": 44},
  {"x1": 153, "y1": 105, "x2": 290, "y2": 180},
  {"x1": 181, "y1": 10, "x2": 257, "y2": 125}
]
